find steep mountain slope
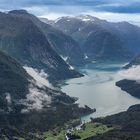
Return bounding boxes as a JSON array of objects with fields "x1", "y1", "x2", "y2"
[
  {"x1": 9, "y1": 10, "x2": 86, "y2": 66},
  {"x1": 50, "y1": 15, "x2": 140, "y2": 60},
  {"x1": 0, "y1": 51, "x2": 93, "y2": 139},
  {"x1": 86, "y1": 104, "x2": 140, "y2": 140},
  {"x1": 83, "y1": 29, "x2": 129, "y2": 60},
  {"x1": 0, "y1": 11, "x2": 82, "y2": 81},
  {"x1": 0, "y1": 51, "x2": 30, "y2": 113}
]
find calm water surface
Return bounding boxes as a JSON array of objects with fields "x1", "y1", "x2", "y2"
[{"x1": 61, "y1": 62, "x2": 140, "y2": 121}]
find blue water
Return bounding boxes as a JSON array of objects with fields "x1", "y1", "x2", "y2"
[{"x1": 62, "y1": 62, "x2": 140, "y2": 121}]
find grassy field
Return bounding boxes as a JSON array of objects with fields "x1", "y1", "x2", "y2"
[{"x1": 44, "y1": 122, "x2": 112, "y2": 140}]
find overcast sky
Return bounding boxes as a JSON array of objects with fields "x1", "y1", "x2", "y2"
[{"x1": 1, "y1": 0, "x2": 140, "y2": 25}]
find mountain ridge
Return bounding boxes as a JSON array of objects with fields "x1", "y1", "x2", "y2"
[
  {"x1": 0, "y1": 11, "x2": 83, "y2": 82},
  {"x1": 45, "y1": 15, "x2": 140, "y2": 61}
]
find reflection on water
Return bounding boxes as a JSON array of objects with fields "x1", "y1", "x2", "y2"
[{"x1": 62, "y1": 62, "x2": 140, "y2": 121}]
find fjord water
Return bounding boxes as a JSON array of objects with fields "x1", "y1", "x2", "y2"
[{"x1": 62, "y1": 62, "x2": 140, "y2": 121}]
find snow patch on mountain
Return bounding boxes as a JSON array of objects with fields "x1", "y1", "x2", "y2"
[
  {"x1": 84, "y1": 54, "x2": 88, "y2": 59},
  {"x1": 5, "y1": 93, "x2": 12, "y2": 104},
  {"x1": 69, "y1": 65, "x2": 74, "y2": 70},
  {"x1": 76, "y1": 15, "x2": 95, "y2": 22},
  {"x1": 5, "y1": 93, "x2": 12, "y2": 112},
  {"x1": 61, "y1": 55, "x2": 68, "y2": 61},
  {"x1": 60, "y1": 56, "x2": 75, "y2": 70},
  {"x1": 54, "y1": 17, "x2": 63, "y2": 23}
]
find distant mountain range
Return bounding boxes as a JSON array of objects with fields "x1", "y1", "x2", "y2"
[
  {"x1": 42, "y1": 15, "x2": 140, "y2": 61},
  {"x1": 9, "y1": 10, "x2": 86, "y2": 67}
]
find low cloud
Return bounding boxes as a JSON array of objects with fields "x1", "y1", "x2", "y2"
[
  {"x1": 119, "y1": 65, "x2": 140, "y2": 81},
  {"x1": 21, "y1": 84, "x2": 51, "y2": 113},
  {"x1": 21, "y1": 66, "x2": 53, "y2": 112},
  {"x1": 24, "y1": 66, "x2": 53, "y2": 88}
]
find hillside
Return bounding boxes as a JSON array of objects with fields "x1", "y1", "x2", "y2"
[
  {"x1": 0, "y1": 11, "x2": 82, "y2": 82},
  {"x1": 0, "y1": 50, "x2": 93, "y2": 139},
  {"x1": 86, "y1": 104, "x2": 140, "y2": 140},
  {"x1": 48, "y1": 15, "x2": 140, "y2": 60},
  {"x1": 9, "y1": 10, "x2": 86, "y2": 66}
]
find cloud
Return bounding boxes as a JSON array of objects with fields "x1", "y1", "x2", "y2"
[
  {"x1": 1, "y1": 0, "x2": 140, "y2": 14},
  {"x1": 24, "y1": 66, "x2": 53, "y2": 88},
  {"x1": 97, "y1": 2, "x2": 140, "y2": 13},
  {"x1": 119, "y1": 65, "x2": 140, "y2": 82},
  {"x1": 1, "y1": 0, "x2": 140, "y2": 25}
]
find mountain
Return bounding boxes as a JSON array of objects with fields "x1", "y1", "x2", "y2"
[
  {"x1": 49, "y1": 15, "x2": 140, "y2": 60},
  {"x1": 83, "y1": 29, "x2": 128, "y2": 60},
  {"x1": 9, "y1": 10, "x2": 86, "y2": 66},
  {"x1": 0, "y1": 50, "x2": 93, "y2": 139},
  {"x1": 86, "y1": 104, "x2": 140, "y2": 140},
  {"x1": 0, "y1": 51, "x2": 30, "y2": 112},
  {"x1": 0, "y1": 11, "x2": 82, "y2": 82},
  {"x1": 116, "y1": 79, "x2": 140, "y2": 99}
]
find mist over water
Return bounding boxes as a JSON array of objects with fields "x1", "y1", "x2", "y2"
[{"x1": 62, "y1": 62, "x2": 140, "y2": 121}]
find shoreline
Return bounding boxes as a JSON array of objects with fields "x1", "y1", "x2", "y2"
[{"x1": 61, "y1": 62, "x2": 140, "y2": 121}]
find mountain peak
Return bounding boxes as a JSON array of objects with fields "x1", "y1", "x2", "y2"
[
  {"x1": 8, "y1": 9, "x2": 28, "y2": 14},
  {"x1": 76, "y1": 15, "x2": 99, "y2": 22}
]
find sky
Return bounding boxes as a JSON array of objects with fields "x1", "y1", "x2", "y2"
[{"x1": 1, "y1": 0, "x2": 140, "y2": 25}]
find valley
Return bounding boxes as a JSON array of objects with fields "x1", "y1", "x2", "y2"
[
  {"x1": 61, "y1": 62, "x2": 140, "y2": 121},
  {"x1": 0, "y1": 7, "x2": 140, "y2": 140}
]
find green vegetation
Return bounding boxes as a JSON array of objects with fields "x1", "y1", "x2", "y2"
[
  {"x1": 18, "y1": 138, "x2": 25, "y2": 140},
  {"x1": 75, "y1": 123, "x2": 112, "y2": 140},
  {"x1": 44, "y1": 122, "x2": 112, "y2": 140},
  {"x1": 44, "y1": 130, "x2": 65, "y2": 140}
]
